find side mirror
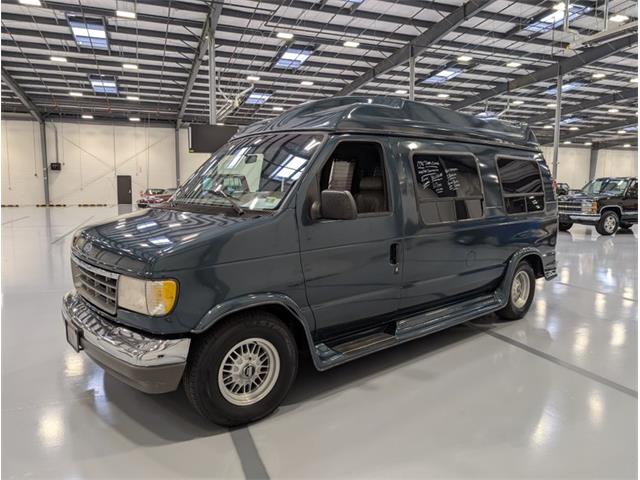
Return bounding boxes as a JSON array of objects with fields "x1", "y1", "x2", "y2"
[{"x1": 320, "y1": 190, "x2": 358, "y2": 220}]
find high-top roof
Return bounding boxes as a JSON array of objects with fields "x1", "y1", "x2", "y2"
[{"x1": 236, "y1": 96, "x2": 540, "y2": 151}]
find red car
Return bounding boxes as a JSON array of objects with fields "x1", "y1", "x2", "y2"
[{"x1": 137, "y1": 188, "x2": 176, "y2": 208}]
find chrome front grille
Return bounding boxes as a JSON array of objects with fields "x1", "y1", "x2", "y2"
[
  {"x1": 558, "y1": 200, "x2": 584, "y2": 213},
  {"x1": 71, "y1": 256, "x2": 118, "y2": 314}
]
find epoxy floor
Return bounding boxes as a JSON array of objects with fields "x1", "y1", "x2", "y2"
[{"x1": 2, "y1": 206, "x2": 637, "y2": 479}]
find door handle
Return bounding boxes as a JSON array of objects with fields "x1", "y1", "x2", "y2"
[{"x1": 390, "y1": 242, "x2": 400, "y2": 274}]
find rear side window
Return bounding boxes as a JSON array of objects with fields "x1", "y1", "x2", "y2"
[
  {"x1": 411, "y1": 153, "x2": 483, "y2": 224},
  {"x1": 497, "y1": 157, "x2": 544, "y2": 214}
]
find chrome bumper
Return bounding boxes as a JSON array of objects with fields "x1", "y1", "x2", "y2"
[
  {"x1": 62, "y1": 291, "x2": 190, "y2": 393},
  {"x1": 559, "y1": 212, "x2": 601, "y2": 221}
]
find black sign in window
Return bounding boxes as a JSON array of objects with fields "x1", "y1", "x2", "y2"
[{"x1": 411, "y1": 153, "x2": 483, "y2": 224}]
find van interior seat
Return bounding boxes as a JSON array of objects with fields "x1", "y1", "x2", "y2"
[{"x1": 355, "y1": 176, "x2": 385, "y2": 213}]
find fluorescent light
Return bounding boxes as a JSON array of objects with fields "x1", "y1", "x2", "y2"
[
  {"x1": 272, "y1": 106, "x2": 284, "y2": 111},
  {"x1": 512, "y1": 100, "x2": 524, "y2": 105},
  {"x1": 126, "y1": 95, "x2": 140, "y2": 101},
  {"x1": 546, "y1": 103, "x2": 557, "y2": 108},
  {"x1": 610, "y1": 14, "x2": 629, "y2": 22},
  {"x1": 457, "y1": 55, "x2": 473, "y2": 62},
  {"x1": 437, "y1": 93, "x2": 450, "y2": 98},
  {"x1": 129, "y1": 117, "x2": 141, "y2": 122},
  {"x1": 300, "y1": 80, "x2": 314, "y2": 86},
  {"x1": 608, "y1": 108, "x2": 619, "y2": 113},
  {"x1": 592, "y1": 72, "x2": 606, "y2": 79},
  {"x1": 69, "y1": 91, "x2": 83, "y2": 97},
  {"x1": 506, "y1": 62, "x2": 521, "y2": 68},
  {"x1": 543, "y1": 125, "x2": 553, "y2": 129},
  {"x1": 623, "y1": 144, "x2": 631, "y2": 147},
  {"x1": 276, "y1": 32, "x2": 294, "y2": 40},
  {"x1": 584, "y1": 142, "x2": 592, "y2": 146},
  {"x1": 116, "y1": 10, "x2": 137, "y2": 19},
  {"x1": 631, "y1": 78, "x2": 638, "y2": 83},
  {"x1": 19, "y1": 0, "x2": 41, "y2": 5},
  {"x1": 392, "y1": 89, "x2": 406, "y2": 95},
  {"x1": 343, "y1": 40, "x2": 360, "y2": 48},
  {"x1": 246, "y1": 75, "x2": 260, "y2": 82},
  {"x1": 216, "y1": 123, "x2": 224, "y2": 126},
  {"x1": 617, "y1": 130, "x2": 627, "y2": 134},
  {"x1": 122, "y1": 63, "x2": 138, "y2": 70},
  {"x1": 50, "y1": 56, "x2": 67, "y2": 62},
  {"x1": 81, "y1": 114, "x2": 93, "y2": 119},
  {"x1": 569, "y1": 126, "x2": 579, "y2": 131},
  {"x1": 563, "y1": 141, "x2": 572, "y2": 144}
]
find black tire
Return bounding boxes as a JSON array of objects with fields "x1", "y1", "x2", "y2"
[
  {"x1": 595, "y1": 211, "x2": 619, "y2": 236},
  {"x1": 496, "y1": 261, "x2": 536, "y2": 320},
  {"x1": 183, "y1": 311, "x2": 298, "y2": 426},
  {"x1": 558, "y1": 222, "x2": 573, "y2": 231}
]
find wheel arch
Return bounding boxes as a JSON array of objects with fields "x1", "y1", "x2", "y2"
[
  {"x1": 600, "y1": 205, "x2": 622, "y2": 218},
  {"x1": 497, "y1": 248, "x2": 545, "y2": 306}
]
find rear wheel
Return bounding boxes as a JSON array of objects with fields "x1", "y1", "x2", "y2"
[
  {"x1": 497, "y1": 262, "x2": 535, "y2": 320},
  {"x1": 558, "y1": 222, "x2": 573, "y2": 231},
  {"x1": 183, "y1": 311, "x2": 298, "y2": 426},
  {"x1": 596, "y1": 211, "x2": 619, "y2": 236}
]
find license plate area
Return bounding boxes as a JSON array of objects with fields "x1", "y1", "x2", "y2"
[{"x1": 65, "y1": 323, "x2": 83, "y2": 352}]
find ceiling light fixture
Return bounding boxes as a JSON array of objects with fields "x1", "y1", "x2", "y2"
[
  {"x1": 276, "y1": 32, "x2": 294, "y2": 40},
  {"x1": 512, "y1": 100, "x2": 524, "y2": 105},
  {"x1": 343, "y1": 41, "x2": 360, "y2": 48},
  {"x1": 623, "y1": 144, "x2": 631, "y2": 147},
  {"x1": 301, "y1": 80, "x2": 314, "y2": 86},
  {"x1": 246, "y1": 75, "x2": 260, "y2": 82},
  {"x1": 69, "y1": 91, "x2": 83, "y2": 97},
  {"x1": 273, "y1": 106, "x2": 284, "y2": 111},
  {"x1": 546, "y1": 103, "x2": 557, "y2": 108},
  {"x1": 50, "y1": 56, "x2": 67, "y2": 62},
  {"x1": 591, "y1": 72, "x2": 606, "y2": 79},
  {"x1": 129, "y1": 117, "x2": 141, "y2": 122},
  {"x1": 631, "y1": 78, "x2": 638, "y2": 83},
  {"x1": 617, "y1": 130, "x2": 627, "y2": 134},
  {"x1": 81, "y1": 114, "x2": 94, "y2": 119},
  {"x1": 126, "y1": 95, "x2": 140, "y2": 101},
  {"x1": 457, "y1": 55, "x2": 473, "y2": 62},
  {"x1": 395, "y1": 89, "x2": 407, "y2": 94},
  {"x1": 563, "y1": 140, "x2": 572, "y2": 144},
  {"x1": 543, "y1": 125, "x2": 553, "y2": 129},
  {"x1": 19, "y1": 0, "x2": 41, "y2": 5},
  {"x1": 569, "y1": 126, "x2": 579, "y2": 131},
  {"x1": 506, "y1": 62, "x2": 522, "y2": 68},
  {"x1": 116, "y1": 10, "x2": 136, "y2": 19},
  {"x1": 437, "y1": 93, "x2": 450, "y2": 98},
  {"x1": 609, "y1": 14, "x2": 629, "y2": 22},
  {"x1": 608, "y1": 108, "x2": 619, "y2": 113},
  {"x1": 122, "y1": 63, "x2": 138, "y2": 70},
  {"x1": 584, "y1": 142, "x2": 592, "y2": 146}
]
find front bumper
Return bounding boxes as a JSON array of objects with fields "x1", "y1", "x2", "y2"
[
  {"x1": 62, "y1": 291, "x2": 190, "y2": 394},
  {"x1": 559, "y1": 212, "x2": 601, "y2": 225}
]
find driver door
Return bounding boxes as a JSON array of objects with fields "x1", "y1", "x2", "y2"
[{"x1": 296, "y1": 137, "x2": 403, "y2": 340}]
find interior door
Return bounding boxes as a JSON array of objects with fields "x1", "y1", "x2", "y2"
[
  {"x1": 117, "y1": 175, "x2": 132, "y2": 204},
  {"x1": 297, "y1": 137, "x2": 403, "y2": 340}
]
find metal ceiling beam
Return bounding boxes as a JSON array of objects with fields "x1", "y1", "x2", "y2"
[
  {"x1": 526, "y1": 88, "x2": 639, "y2": 125},
  {"x1": 538, "y1": 119, "x2": 638, "y2": 143},
  {"x1": 1, "y1": 67, "x2": 42, "y2": 121},
  {"x1": 592, "y1": 138, "x2": 638, "y2": 150},
  {"x1": 176, "y1": 1, "x2": 223, "y2": 128},
  {"x1": 451, "y1": 33, "x2": 638, "y2": 110},
  {"x1": 337, "y1": 0, "x2": 499, "y2": 96}
]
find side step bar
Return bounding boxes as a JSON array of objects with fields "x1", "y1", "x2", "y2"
[{"x1": 313, "y1": 293, "x2": 504, "y2": 370}]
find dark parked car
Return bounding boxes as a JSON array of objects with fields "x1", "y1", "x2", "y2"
[
  {"x1": 558, "y1": 177, "x2": 638, "y2": 235},
  {"x1": 63, "y1": 97, "x2": 557, "y2": 426},
  {"x1": 137, "y1": 188, "x2": 177, "y2": 208}
]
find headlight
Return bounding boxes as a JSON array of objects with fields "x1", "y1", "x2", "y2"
[{"x1": 117, "y1": 276, "x2": 178, "y2": 316}]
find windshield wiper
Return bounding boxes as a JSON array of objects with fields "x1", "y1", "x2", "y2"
[{"x1": 205, "y1": 189, "x2": 245, "y2": 215}]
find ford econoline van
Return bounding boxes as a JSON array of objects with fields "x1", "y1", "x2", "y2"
[{"x1": 63, "y1": 97, "x2": 558, "y2": 426}]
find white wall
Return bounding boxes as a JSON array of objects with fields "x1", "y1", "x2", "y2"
[
  {"x1": 540, "y1": 146, "x2": 591, "y2": 187},
  {"x1": 1, "y1": 119, "x2": 177, "y2": 205},
  {"x1": 595, "y1": 149, "x2": 638, "y2": 178}
]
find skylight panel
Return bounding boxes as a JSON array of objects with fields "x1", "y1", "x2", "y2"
[
  {"x1": 560, "y1": 117, "x2": 582, "y2": 125},
  {"x1": 275, "y1": 46, "x2": 313, "y2": 70},
  {"x1": 89, "y1": 74, "x2": 118, "y2": 94},
  {"x1": 68, "y1": 16, "x2": 109, "y2": 49},
  {"x1": 543, "y1": 81, "x2": 584, "y2": 95},
  {"x1": 245, "y1": 92, "x2": 271, "y2": 105},
  {"x1": 524, "y1": 4, "x2": 591, "y2": 33},
  {"x1": 423, "y1": 67, "x2": 463, "y2": 84}
]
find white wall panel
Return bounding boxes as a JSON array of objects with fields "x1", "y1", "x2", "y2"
[
  {"x1": 595, "y1": 149, "x2": 639, "y2": 178},
  {"x1": 1, "y1": 120, "x2": 45, "y2": 205},
  {"x1": 540, "y1": 146, "x2": 591, "y2": 188}
]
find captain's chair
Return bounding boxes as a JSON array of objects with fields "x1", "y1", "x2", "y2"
[{"x1": 355, "y1": 176, "x2": 385, "y2": 213}]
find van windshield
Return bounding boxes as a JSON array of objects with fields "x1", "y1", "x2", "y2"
[
  {"x1": 174, "y1": 133, "x2": 324, "y2": 211},
  {"x1": 581, "y1": 178, "x2": 629, "y2": 195}
]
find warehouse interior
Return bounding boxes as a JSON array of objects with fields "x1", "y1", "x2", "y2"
[{"x1": 1, "y1": 0, "x2": 638, "y2": 478}]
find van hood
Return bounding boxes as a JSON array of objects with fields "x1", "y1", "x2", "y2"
[{"x1": 72, "y1": 207, "x2": 257, "y2": 275}]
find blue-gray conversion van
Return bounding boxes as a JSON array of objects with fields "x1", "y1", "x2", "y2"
[{"x1": 63, "y1": 97, "x2": 558, "y2": 426}]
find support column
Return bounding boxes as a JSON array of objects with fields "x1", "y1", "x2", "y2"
[
  {"x1": 552, "y1": 72, "x2": 562, "y2": 179},
  {"x1": 39, "y1": 120, "x2": 50, "y2": 205},
  {"x1": 208, "y1": 16, "x2": 217, "y2": 125},
  {"x1": 175, "y1": 127, "x2": 181, "y2": 187},
  {"x1": 588, "y1": 147, "x2": 598, "y2": 181},
  {"x1": 409, "y1": 55, "x2": 416, "y2": 101}
]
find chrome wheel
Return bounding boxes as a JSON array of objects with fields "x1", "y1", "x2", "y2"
[
  {"x1": 604, "y1": 215, "x2": 617, "y2": 233},
  {"x1": 218, "y1": 338, "x2": 280, "y2": 406},
  {"x1": 511, "y1": 270, "x2": 531, "y2": 309}
]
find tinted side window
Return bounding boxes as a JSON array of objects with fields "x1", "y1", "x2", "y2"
[
  {"x1": 497, "y1": 157, "x2": 545, "y2": 214},
  {"x1": 411, "y1": 153, "x2": 483, "y2": 224}
]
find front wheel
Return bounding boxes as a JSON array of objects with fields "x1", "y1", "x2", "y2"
[
  {"x1": 183, "y1": 311, "x2": 298, "y2": 426},
  {"x1": 497, "y1": 261, "x2": 536, "y2": 320},
  {"x1": 558, "y1": 221, "x2": 573, "y2": 231},
  {"x1": 595, "y1": 211, "x2": 619, "y2": 236}
]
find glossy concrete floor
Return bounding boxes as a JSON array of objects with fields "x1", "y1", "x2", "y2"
[{"x1": 2, "y1": 206, "x2": 637, "y2": 479}]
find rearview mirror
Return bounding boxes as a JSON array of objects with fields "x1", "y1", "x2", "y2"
[{"x1": 320, "y1": 190, "x2": 358, "y2": 220}]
